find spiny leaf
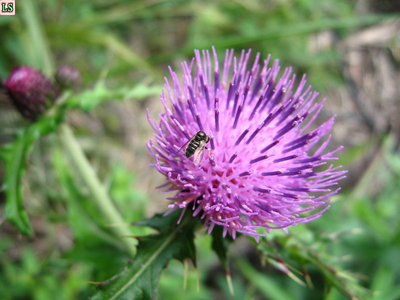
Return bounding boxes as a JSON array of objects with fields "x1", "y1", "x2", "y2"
[
  {"x1": 134, "y1": 211, "x2": 187, "y2": 232},
  {"x1": 91, "y1": 210, "x2": 198, "y2": 300},
  {"x1": 256, "y1": 231, "x2": 371, "y2": 299},
  {"x1": 1, "y1": 110, "x2": 65, "y2": 235}
]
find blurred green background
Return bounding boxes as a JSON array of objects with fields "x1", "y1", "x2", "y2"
[{"x1": 1, "y1": 0, "x2": 400, "y2": 299}]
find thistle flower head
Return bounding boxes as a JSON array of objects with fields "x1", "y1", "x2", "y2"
[
  {"x1": 55, "y1": 65, "x2": 81, "y2": 89},
  {"x1": 147, "y1": 47, "x2": 346, "y2": 239},
  {"x1": 5, "y1": 66, "x2": 59, "y2": 120}
]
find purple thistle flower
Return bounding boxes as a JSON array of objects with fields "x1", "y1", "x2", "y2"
[
  {"x1": 147, "y1": 47, "x2": 346, "y2": 239},
  {"x1": 5, "y1": 66, "x2": 59, "y2": 120}
]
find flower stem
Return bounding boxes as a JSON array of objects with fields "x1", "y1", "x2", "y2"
[{"x1": 58, "y1": 124, "x2": 137, "y2": 257}]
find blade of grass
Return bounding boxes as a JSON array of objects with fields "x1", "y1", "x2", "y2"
[
  {"x1": 58, "y1": 124, "x2": 138, "y2": 257},
  {"x1": 237, "y1": 259, "x2": 295, "y2": 300},
  {"x1": 81, "y1": 0, "x2": 165, "y2": 27},
  {"x1": 53, "y1": 146, "x2": 127, "y2": 251},
  {"x1": 101, "y1": 33, "x2": 162, "y2": 80},
  {"x1": 352, "y1": 134, "x2": 395, "y2": 199},
  {"x1": 21, "y1": 0, "x2": 54, "y2": 75},
  {"x1": 149, "y1": 13, "x2": 400, "y2": 64},
  {"x1": 46, "y1": 25, "x2": 161, "y2": 80}
]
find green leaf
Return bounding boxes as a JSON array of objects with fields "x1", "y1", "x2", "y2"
[
  {"x1": 52, "y1": 146, "x2": 127, "y2": 251},
  {"x1": 1, "y1": 111, "x2": 65, "y2": 235},
  {"x1": 211, "y1": 225, "x2": 234, "y2": 271},
  {"x1": 256, "y1": 230, "x2": 371, "y2": 299},
  {"x1": 371, "y1": 266, "x2": 400, "y2": 300},
  {"x1": 65, "y1": 82, "x2": 163, "y2": 112},
  {"x1": 91, "y1": 210, "x2": 198, "y2": 300},
  {"x1": 124, "y1": 84, "x2": 164, "y2": 100},
  {"x1": 65, "y1": 82, "x2": 119, "y2": 111}
]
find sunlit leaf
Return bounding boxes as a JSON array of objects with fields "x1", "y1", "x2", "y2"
[
  {"x1": 65, "y1": 82, "x2": 163, "y2": 111},
  {"x1": 65, "y1": 82, "x2": 120, "y2": 111}
]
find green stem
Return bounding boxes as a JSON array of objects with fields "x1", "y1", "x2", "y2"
[{"x1": 58, "y1": 124, "x2": 137, "y2": 257}]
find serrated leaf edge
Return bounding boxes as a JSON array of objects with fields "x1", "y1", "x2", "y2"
[{"x1": 107, "y1": 225, "x2": 180, "y2": 300}]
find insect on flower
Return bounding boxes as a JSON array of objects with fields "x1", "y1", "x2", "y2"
[
  {"x1": 182, "y1": 131, "x2": 211, "y2": 165},
  {"x1": 147, "y1": 47, "x2": 347, "y2": 239}
]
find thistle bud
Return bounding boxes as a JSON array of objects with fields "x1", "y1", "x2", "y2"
[
  {"x1": 5, "y1": 66, "x2": 59, "y2": 120},
  {"x1": 55, "y1": 65, "x2": 81, "y2": 89}
]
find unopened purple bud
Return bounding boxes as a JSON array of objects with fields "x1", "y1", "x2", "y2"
[
  {"x1": 5, "y1": 66, "x2": 59, "y2": 120},
  {"x1": 55, "y1": 65, "x2": 81, "y2": 89}
]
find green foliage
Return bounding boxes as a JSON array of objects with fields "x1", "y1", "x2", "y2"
[
  {"x1": 256, "y1": 227, "x2": 370, "y2": 299},
  {"x1": 0, "y1": 109, "x2": 65, "y2": 235},
  {"x1": 158, "y1": 259, "x2": 213, "y2": 300},
  {"x1": 0, "y1": 80, "x2": 161, "y2": 237},
  {"x1": 53, "y1": 146, "x2": 128, "y2": 251},
  {"x1": 65, "y1": 82, "x2": 163, "y2": 111},
  {"x1": 237, "y1": 258, "x2": 297, "y2": 300},
  {"x1": 91, "y1": 210, "x2": 198, "y2": 300},
  {"x1": 211, "y1": 225, "x2": 234, "y2": 272},
  {"x1": 0, "y1": 247, "x2": 92, "y2": 300},
  {"x1": 1, "y1": 0, "x2": 400, "y2": 300}
]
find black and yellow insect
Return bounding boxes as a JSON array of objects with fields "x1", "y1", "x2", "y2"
[{"x1": 182, "y1": 131, "x2": 211, "y2": 165}]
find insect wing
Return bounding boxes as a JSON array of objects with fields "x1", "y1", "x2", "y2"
[
  {"x1": 178, "y1": 138, "x2": 193, "y2": 152},
  {"x1": 192, "y1": 141, "x2": 206, "y2": 165}
]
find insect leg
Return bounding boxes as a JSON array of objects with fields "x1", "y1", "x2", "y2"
[{"x1": 205, "y1": 146, "x2": 212, "y2": 158}]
